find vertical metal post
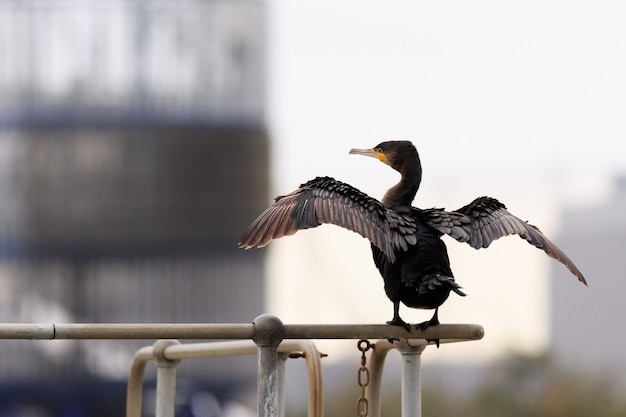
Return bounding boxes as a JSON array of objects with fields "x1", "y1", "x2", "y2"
[
  {"x1": 126, "y1": 347, "x2": 153, "y2": 417},
  {"x1": 152, "y1": 340, "x2": 181, "y2": 417},
  {"x1": 253, "y1": 315, "x2": 285, "y2": 417},
  {"x1": 277, "y1": 353, "x2": 288, "y2": 417},
  {"x1": 396, "y1": 340, "x2": 427, "y2": 417},
  {"x1": 298, "y1": 341, "x2": 325, "y2": 417},
  {"x1": 366, "y1": 340, "x2": 396, "y2": 417}
]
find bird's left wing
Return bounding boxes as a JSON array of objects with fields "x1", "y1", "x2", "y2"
[
  {"x1": 424, "y1": 196, "x2": 587, "y2": 285},
  {"x1": 238, "y1": 176, "x2": 417, "y2": 262}
]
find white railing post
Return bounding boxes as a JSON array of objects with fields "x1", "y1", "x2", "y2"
[
  {"x1": 152, "y1": 340, "x2": 181, "y2": 417},
  {"x1": 277, "y1": 352, "x2": 289, "y2": 417},
  {"x1": 253, "y1": 315, "x2": 285, "y2": 417},
  {"x1": 396, "y1": 340, "x2": 427, "y2": 417}
]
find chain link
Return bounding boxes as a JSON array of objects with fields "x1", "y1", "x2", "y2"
[{"x1": 356, "y1": 339, "x2": 373, "y2": 417}]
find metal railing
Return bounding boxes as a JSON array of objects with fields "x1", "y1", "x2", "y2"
[{"x1": 0, "y1": 314, "x2": 484, "y2": 417}]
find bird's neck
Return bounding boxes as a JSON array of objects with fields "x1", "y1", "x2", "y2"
[{"x1": 382, "y1": 164, "x2": 422, "y2": 207}]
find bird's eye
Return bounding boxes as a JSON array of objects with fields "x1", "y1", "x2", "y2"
[{"x1": 374, "y1": 148, "x2": 383, "y2": 154}]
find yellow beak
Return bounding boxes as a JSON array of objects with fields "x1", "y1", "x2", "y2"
[{"x1": 349, "y1": 147, "x2": 388, "y2": 164}]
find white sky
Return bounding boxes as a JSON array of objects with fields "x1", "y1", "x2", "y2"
[{"x1": 262, "y1": 0, "x2": 626, "y2": 363}]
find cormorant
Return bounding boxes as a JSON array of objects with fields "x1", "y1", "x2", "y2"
[{"x1": 239, "y1": 141, "x2": 587, "y2": 331}]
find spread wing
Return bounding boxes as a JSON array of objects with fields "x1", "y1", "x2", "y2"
[
  {"x1": 238, "y1": 176, "x2": 417, "y2": 262},
  {"x1": 424, "y1": 196, "x2": 587, "y2": 285}
]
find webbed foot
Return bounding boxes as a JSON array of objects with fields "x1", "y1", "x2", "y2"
[
  {"x1": 386, "y1": 316, "x2": 411, "y2": 343},
  {"x1": 417, "y1": 309, "x2": 440, "y2": 348},
  {"x1": 387, "y1": 316, "x2": 411, "y2": 332}
]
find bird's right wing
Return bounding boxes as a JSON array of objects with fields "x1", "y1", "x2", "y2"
[
  {"x1": 423, "y1": 197, "x2": 587, "y2": 285},
  {"x1": 238, "y1": 176, "x2": 417, "y2": 262}
]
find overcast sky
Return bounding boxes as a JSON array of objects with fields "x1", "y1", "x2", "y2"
[{"x1": 262, "y1": 0, "x2": 626, "y2": 362}]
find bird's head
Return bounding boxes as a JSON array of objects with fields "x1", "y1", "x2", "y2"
[
  {"x1": 349, "y1": 141, "x2": 419, "y2": 172},
  {"x1": 350, "y1": 141, "x2": 422, "y2": 206}
]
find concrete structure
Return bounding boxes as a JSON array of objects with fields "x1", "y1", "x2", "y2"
[
  {"x1": 550, "y1": 176, "x2": 626, "y2": 370},
  {"x1": 0, "y1": 0, "x2": 268, "y2": 415}
]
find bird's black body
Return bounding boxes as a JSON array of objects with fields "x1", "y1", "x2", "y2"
[
  {"x1": 371, "y1": 210, "x2": 465, "y2": 329},
  {"x1": 238, "y1": 141, "x2": 587, "y2": 333}
]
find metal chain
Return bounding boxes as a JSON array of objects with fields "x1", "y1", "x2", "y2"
[{"x1": 356, "y1": 339, "x2": 373, "y2": 417}]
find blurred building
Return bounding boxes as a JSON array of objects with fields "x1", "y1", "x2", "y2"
[
  {"x1": 0, "y1": 0, "x2": 268, "y2": 415},
  {"x1": 550, "y1": 176, "x2": 626, "y2": 372}
]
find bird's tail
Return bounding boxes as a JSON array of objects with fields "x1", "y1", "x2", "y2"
[
  {"x1": 420, "y1": 274, "x2": 467, "y2": 297},
  {"x1": 448, "y1": 281, "x2": 467, "y2": 297}
]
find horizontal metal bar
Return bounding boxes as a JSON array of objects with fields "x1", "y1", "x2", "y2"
[
  {"x1": 0, "y1": 323, "x2": 255, "y2": 340},
  {"x1": 282, "y1": 323, "x2": 484, "y2": 341},
  {"x1": 0, "y1": 324, "x2": 55, "y2": 339},
  {"x1": 158, "y1": 340, "x2": 323, "y2": 361},
  {"x1": 0, "y1": 321, "x2": 483, "y2": 342},
  {"x1": 162, "y1": 340, "x2": 259, "y2": 360}
]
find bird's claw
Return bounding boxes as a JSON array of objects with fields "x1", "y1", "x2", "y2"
[
  {"x1": 387, "y1": 316, "x2": 441, "y2": 347},
  {"x1": 417, "y1": 316, "x2": 441, "y2": 348},
  {"x1": 387, "y1": 317, "x2": 411, "y2": 332},
  {"x1": 426, "y1": 338, "x2": 441, "y2": 348},
  {"x1": 416, "y1": 321, "x2": 430, "y2": 331},
  {"x1": 386, "y1": 317, "x2": 412, "y2": 343},
  {"x1": 416, "y1": 308, "x2": 440, "y2": 330}
]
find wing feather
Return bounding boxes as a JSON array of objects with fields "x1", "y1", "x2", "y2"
[
  {"x1": 238, "y1": 176, "x2": 417, "y2": 262},
  {"x1": 423, "y1": 196, "x2": 587, "y2": 285}
]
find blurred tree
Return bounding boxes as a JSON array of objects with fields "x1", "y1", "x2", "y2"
[
  {"x1": 469, "y1": 351, "x2": 626, "y2": 417},
  {"x1": 317, "y1": 351, "x2": 626, "y2": 417}
]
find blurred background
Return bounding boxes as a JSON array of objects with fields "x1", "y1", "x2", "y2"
[
  {"x1": 0, "y1": 0, "x2": 625, "y2": 416},
  {"x1": 0, "y1": 0, "x2": 267, "y2": 415}
]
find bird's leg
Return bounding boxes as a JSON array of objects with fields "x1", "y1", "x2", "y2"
[
  {"x1": 386, "y1": 301, "x2": 411, "y2": 334},
  {"x1": 417, "y1": 308, "x2": 441, "y2": 348},
  {"x1": 386, "y1": 301, "x2": 409, "y2": 343},
  {"x1": 417, "y1": 307, "x2": 440, "y2": 330}
]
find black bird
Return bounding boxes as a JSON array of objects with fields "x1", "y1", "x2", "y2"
[{"x1": 239, "y1": 141, "x2": 587, "y2": 332}]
